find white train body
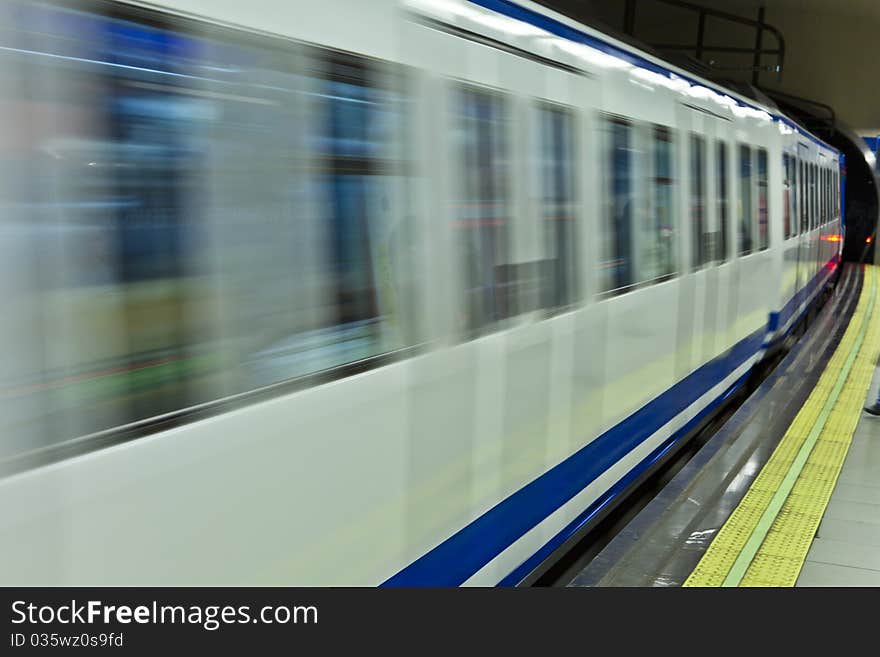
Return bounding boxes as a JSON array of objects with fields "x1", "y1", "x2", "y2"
[{"x1": 0, "y1": 0, "x2": 842, "y2": 585}]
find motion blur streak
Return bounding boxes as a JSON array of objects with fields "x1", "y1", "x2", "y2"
[
  {"x1": 0, "y1": 1, "x2": 412, "y2": 456},
  {"x1": 0, "y1": 0, "x2": 842, "y2": 586}
]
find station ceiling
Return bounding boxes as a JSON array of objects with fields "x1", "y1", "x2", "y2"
[
  {"x1": 696, "y1": 0, "x2": 880, "y2": 19},
  {"x1": 540, "y1": 0, "x2": 880, "y2": 135}
]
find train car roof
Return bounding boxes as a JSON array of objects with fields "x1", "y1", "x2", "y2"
[{"x1": 429, "y1": 0, "x2": 839, "y2": 156}]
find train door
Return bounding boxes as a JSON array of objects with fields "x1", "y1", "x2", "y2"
[
  {"x1": 675, "y1": 102, "x2": 721, "y2": 370},
  {"x1": 808, "y1": 155, "x2": 821, "y2": 288},
  {"x1": 702, "y1": 114, "x2": 733, "y2": 361},
  {"x1": 718, "y1": 131, "x2": 740, "y2": 354},
  {"x1": 399, "y1": 13, "x2": 602, "y2": 581},
  {"x1": 670, "y1": 102, "x2": 699, "y2": 378},
  {"x1": 781, "y1": 145, "x2": 800, "y2": 331},
  {"x1": 397, "y1": 16, "x2": 496, "y2": 573},
  {"x1": 818, "y1": 157, "x2": 830, "y2": 268},
  {"x1": 597, "y1": 66, "x2": 680, "y2": 428},
  {"x1": 795, "y1": 143, "x2": 810, "y2": 315},
  {"x1": 527, "y1": 65, "x2": 603, "y2": 463},
  {"x1": 497, "y1": 51, "x2": 590, "y2": 480}
]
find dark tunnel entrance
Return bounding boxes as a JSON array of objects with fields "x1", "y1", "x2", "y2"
[
  {"x1": 765, "y1": 93, "x2": 879, "y2": 262},
  {"x1": 837, "y1": 137, "x2": 879, "y2": 262}
]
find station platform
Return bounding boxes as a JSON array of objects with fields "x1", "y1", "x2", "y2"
[
  {"x1": 569, "y1": 263, "x2": 880, "y2": 587},
  {"x1": 797, "y1": 367, "x2": 880, "y2": 586}
]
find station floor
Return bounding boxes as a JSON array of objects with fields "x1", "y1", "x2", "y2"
[{"x1": 796, "y1": 369, "x2": 880, "y2": 586}]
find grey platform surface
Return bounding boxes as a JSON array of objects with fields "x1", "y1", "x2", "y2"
[{"x1": 797, "y1": 365, "x2": 880, "y2": 586}]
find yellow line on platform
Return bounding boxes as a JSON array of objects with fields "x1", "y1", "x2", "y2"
[{"x1": 684, "y1": 265, "x2": 880, "y2": 587}]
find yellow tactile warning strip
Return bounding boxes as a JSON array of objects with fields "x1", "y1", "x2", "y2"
[{"x1": 684, "y1": 265, "x2": 880, "y2": 587}]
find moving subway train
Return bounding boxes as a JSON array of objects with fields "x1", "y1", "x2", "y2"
[{"x1": 0, "y1": 0, "x2": 843, "y2": 585}]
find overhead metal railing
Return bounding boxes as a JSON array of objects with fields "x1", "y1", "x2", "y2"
[{"x1": 621, "y1": 0, "x2": 785, "y2": 84}]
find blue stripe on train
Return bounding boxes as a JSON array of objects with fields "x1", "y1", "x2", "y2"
[
  {"x1": 383, "y1": 328, "x2": 763, "y2": 586},
  {"x1": 496, "y1": 369, "x2": 750, "y2": 587},
  {"x1": 382, "y1": 257, "x2": 839, "y2": 587},
  {"x1": 503, "y1": 258, "x2": 839, "y2": 585},
  {"x1": 502, "y1": 258, "x2": 838, "y2": 586}
]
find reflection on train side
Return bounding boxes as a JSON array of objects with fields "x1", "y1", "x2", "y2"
[
  {"x1": 0, "y1": 0, "x2": 842, "y2": 463},
  {"x1": 0, "y1": 2, "x2": 412, "y2": 453}
]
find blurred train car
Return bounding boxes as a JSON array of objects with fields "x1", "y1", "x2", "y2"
[{"x1": 0, "y1": 0, "x2": 843, "y2": 585}]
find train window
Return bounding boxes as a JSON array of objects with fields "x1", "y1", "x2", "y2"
[
  {"x1": 792, "y1": 158, "x2": 797, "y2": 235},
  {"x1": 0, "y1": 6, "x2": 247, "y2": 443},
  {"x1": 826, "y1": 168, "x2": 830, "y2": 224},
  {"x1": 738, "y1": 144, "x2": 753, "y2": 255},
  {"x1": 807, "y1": 161, "x2": 812, "y2": 232},
  {"x1": 651, "y1": 126, "x2": 677, "y2": 278},
  {"x1": 810, "y1": 164, "x2": 817, "y2": 230},
  {"x1": 827, "y1": 168, "x2": 832, "y2": 223},
  {"x1": 836, "y1": 169, "x2": 840, "y2": 217},
  {"x1": 808, "y1": 162, "x2": 813, "y2": 230},
  {"x1": 601, "y1": 117, "x2": 634, "y2": 293},
  {"x1": 782, "y1": 154, "x2": 792, "y2": 239},
  {"x1": 828, "y1": 169, "x2": 832, "y2": 222},
  {"x1": 829, "y1": 169, "x2": 833, "y2": 222},
  {"x1": 716, "y1": 141, "x2": 729, "y2": 261},
  {"x1": 226, "y1": 52, "x2": 411, "y2": 391},
  {"x1": 811, "y1": 164, "x2": 818, "y2": 229},
  {"x1": 832, "y1": 169, "x2": 836, "y2": 219},
  {"x1": 792, "y1": 158, "x2": 798, "y2": 235},
  {"x1": 0, "y1": 2, "x2": 417, "y2": 457},
  {"x1": 690, "y1": 134, "x2": 708, "y2": 268},
  {"x1": 807, "y1": 163, "x2": 816, "y2": 231},
  {"x1": 805, "y1": 163, "x2": 810, "y2": 230},
  {"x1": 623, "y1": 124, "x2": 678, "y2": 285},
  {"x1": 829, "y1": 168, "x2": 833, "y2": 222},
  {"x1": 306, "y1": 55, "x2": 408, "y2": 360},
  {"x1": 835, "y1": 168, "x2": 840, "y2": 218},
  {"x1": 808, "y1": 162, "x2": 814, "y2": 231},
  {"x1": 793, "y1": 157, "x2": 800, "y2": 236},
  {"x1": 455, "y1": 86, "x2": 513, "y2": 334},
  {"x1": 833, "y1": 169, "x2": 837, "y2": 220},
  {"x1": 757, "y1": 148, "x2": 769, "y2": 250},
  {"x1": 537, "y1": 104, "x2": 578, "y2": 311},
  {"x1": 620, "y1": 123, "x2": 674, "y2": 286},
  {"x1": 799, "y1": 159, "x2": 807, "y2": 234},
  {"x1": 823, "y1": 168, "x2": 828, "y2": 224},
  {"x1": 793, "y1": 157, "x2": 799, "y2": 235},
  {"x1": 832, "y1": 168, "x2": 836, "y2": 219},
  {"x1": 828, "y1": 169, "x2": 832, "y2": 223}
]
